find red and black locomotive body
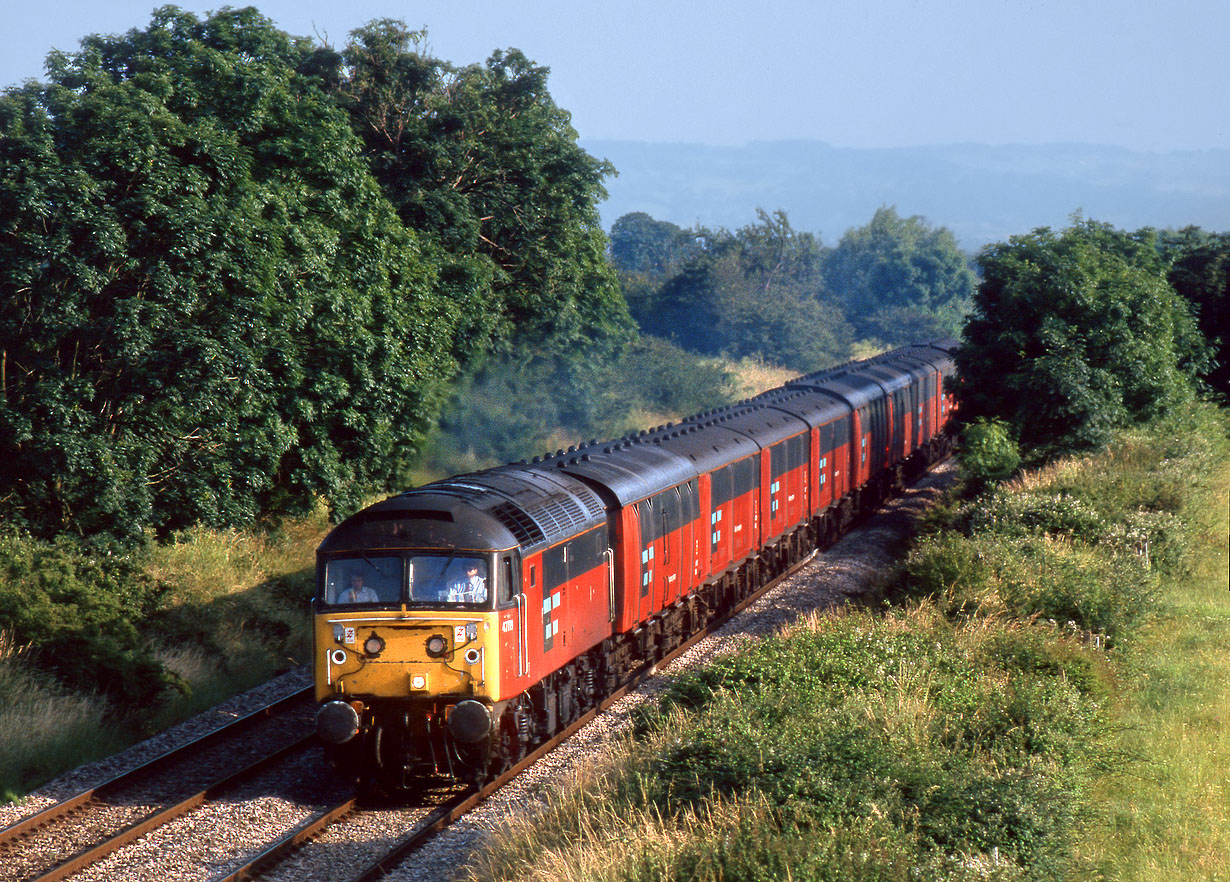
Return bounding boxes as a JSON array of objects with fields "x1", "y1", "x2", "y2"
[{"x1": 313, "y1": 341, "x2": 958, "y2": 792}]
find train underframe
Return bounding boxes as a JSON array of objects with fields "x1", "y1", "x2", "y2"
[{"x1": 330, "y1": 435, "x2": 952, "y2": 797}]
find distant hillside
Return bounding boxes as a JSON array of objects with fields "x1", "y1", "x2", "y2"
[{"x1": 583, "y1": 139, "x2": 1230, "y2": 250}]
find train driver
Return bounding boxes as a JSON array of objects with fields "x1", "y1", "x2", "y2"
[
  {"x1": 448, "y1": 562, "x2": 487, "y2": 603},
  {"x1": 340, "y1": 572, "x2": 380, "y2": 603}
]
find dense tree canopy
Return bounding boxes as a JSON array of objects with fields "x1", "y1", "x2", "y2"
[
  {"x1": 1164, "y1": 228, "x2": 1230, "y2": 399},
  {"x1": 329, "y1": 21, "x2": 631, "y2": 360},
  {"x1": 609, "y1": 212, "x2": 699, "y2": 278},
  {"x1": 0, "y1": 7, "x2": 628, "y2": 541},
  {"x1": 622, "y1": 211, "x2": 851, "y2": 372},
  {"x1": 824, "y1": 206, "x2": 975, "y2": 345},
  {"x1": 956, "y1": 220, "x2": 1210, "y2": 454}
]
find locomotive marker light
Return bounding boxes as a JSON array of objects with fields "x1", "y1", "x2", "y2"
[
  {"x1": 363, "y1": 633, "x2": 385, "y2": 658},
  {"x1": 316, "y1": 700, "x2": 361, "y2": 744},
  {"x1": 330, "y1": 648, "x2": 348, "y2": 665}
]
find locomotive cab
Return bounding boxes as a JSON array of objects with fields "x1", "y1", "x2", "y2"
[{"x1": 312, "y1": 493, "x2": 528, "y2": 791}]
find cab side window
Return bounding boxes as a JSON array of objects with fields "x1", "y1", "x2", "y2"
[{"x1": 499, "y1": 556, "x2": 517, "y2": 606}]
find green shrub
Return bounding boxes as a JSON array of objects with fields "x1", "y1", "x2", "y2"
[
  {"x1": 0, "y1": 531, "x2": 183, "y2": 707},
  {"x1": 627, "y1": 611, "x2": 1102, "y2": 876},
  {"x1": 960, "y1": 418, "x2": 1021, "y2": 488},
  {"x1": 904, "y1": 534, "x2": 1157, "y2": 645},
  {"x1": 964, "y1": 490, "x2": 1108, "y2": 542}
]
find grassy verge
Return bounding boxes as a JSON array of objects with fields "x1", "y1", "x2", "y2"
[
  {"x1": 0, "y1": 508, "x2": 329, "y2": 801},
  {"x1": 1076, "y1": 450, "x2": 1230, "y2": 877},
  {"x1": 464, "y1": 403, "x2": 1229, "y2": 882}
]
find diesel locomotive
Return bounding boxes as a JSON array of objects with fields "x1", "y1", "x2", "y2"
[{"x1": 312, "y1": 341, "x2": 958, "y2": 793}]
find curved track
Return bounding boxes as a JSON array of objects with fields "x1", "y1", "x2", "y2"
[{"x1": 211, "y1": 549, "x2": 821, "y2": 882}]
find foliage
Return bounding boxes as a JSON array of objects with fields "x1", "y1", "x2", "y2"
[
  {"x1": 1163, "y1": 227, "x2": 1230, "y2": 399},
  {"x1": 329, "y1": 21, "x2": 633, "y2": 362},
  {"x1": 957, "y1": 220, "x2": 1211, "y2": 456},
  {"x1": 0, "y1": 635, "x2": 130, "y2": 800},
  {"x1": 472, "y1": 608, "x2": 1109, "y2": 882},
  {"x1": 420, "y1": 335, "x2": 738, "y2": 470},
  {"x1": 959, "y1": 417, "x2": 1021, "y2": 488},
  {"x1": 625, "y1": 211, "x2": 852, "y2": 372},
  {"x1": 0, "y1": 7, "x2": 464, "y2": 539},
  {"x1": 903, "y1": 533, "x2": 1157, "y2": 645},
  {"x1": 0, "y1": 530, "x2": 180, "y2": 706},
  {"x1": 609, "y1": 212, "x2": 701, "y2": 279},
  {"x1": 824, "y1": 206, "x2": 976, "y2": 345}
]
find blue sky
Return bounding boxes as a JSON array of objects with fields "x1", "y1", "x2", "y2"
[{"x1": 2, "y1": 0, "x2": 1227, "y2": 151}]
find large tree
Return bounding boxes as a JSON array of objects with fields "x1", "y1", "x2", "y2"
[
  {"x1": 609, "y1": 212, "x2": 699, "y2": 278},
  {"x1": 956, "y1": 220, "x2": 1210, "y2": 454},
  {"x1": 824, "y1": 206, "x2": 975, "y2": 345},
  {"x1": 1164, "y1": 228, "x2": 1230, "y2": 399},
  {"x1": 0, "y1": 7, "x2": 464, "y2": 539},
  {"x1": 328, "y1": 21, "x2": 631, "y2": 362}
]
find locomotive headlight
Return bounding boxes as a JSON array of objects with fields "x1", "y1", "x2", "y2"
[
  {"x1": 425, "y1": 634, "x2": 448, "y2": 658},
  {"x1": 363, "y1": 634, "x2": 385, "y2": 657}
]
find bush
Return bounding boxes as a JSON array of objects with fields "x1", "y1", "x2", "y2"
[
  {"x1": 964, "y1": 490, "x2": 1108, "y2": 542},
  {"x1": 0, "y1": 531, "x2": 183, "y2": 707},
  {"x1": 902, "y1": 534, "x2": 1156, "y2": 645},
  {"x1": 482, "y1": 610, "x2": 1105, "y2": 882},
  {"x1": 960, "y1": 418, "x2": 1021, "y2": 488}
]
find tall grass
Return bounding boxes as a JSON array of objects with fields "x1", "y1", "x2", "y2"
[
  {"x1": 0, "y1": 506, "x2": 329, "y2": 800},
  {"x1": 1075, "y1": 440, "x2": 1230, "y2": 878},
  {"x1": 0, "y1": 633, "x2": 126, "y2": 801}
]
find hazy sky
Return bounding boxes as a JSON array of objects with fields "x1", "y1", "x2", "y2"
[{"x1": 2, "y1": 0, "x2": 1226, "y2": 151}]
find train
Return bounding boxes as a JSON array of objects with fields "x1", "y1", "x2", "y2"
[{"x1": 312, "y1": 340, "x2": 959, "y2": 794}]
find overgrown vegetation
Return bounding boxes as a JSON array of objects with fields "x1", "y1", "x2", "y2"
[
  {"x1": 955, "y1": 220, "x2": 1213, "y2": 456},
  {"x1": 465, "y1": 406, "x2": 1228, "y2": 882},
  {"x1": 610, "y1": 206, "x2": 976, "y2": 372},
  {"x1": 0, "y1": 509, "x2": 328, "y2": 800}
]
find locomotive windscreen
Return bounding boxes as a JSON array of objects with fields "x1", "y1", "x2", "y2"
[
  {"x1": 322, "y1": 554, "x2": 491, "y2": 606},
  {"x1": 324, "y1": 556, "x2": 402, "y2": 605}
]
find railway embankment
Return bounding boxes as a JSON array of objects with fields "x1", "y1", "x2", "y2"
[{"x1": 457, "y1": 403, "x2": 1229, "y2": 882}]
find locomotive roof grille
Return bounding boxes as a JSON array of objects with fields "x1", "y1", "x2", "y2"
[
  {"x1": 487, "y1": 501, "x2": 546, "y2": 546},
  {"x1": 535, "y1": 495, "x2": 591, "y2": 536}
]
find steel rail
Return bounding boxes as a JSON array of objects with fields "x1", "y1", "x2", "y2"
[
  {"x1": 0, "y1": 685, "x2": 313, "y2": 882},
  {"x1": 0, "y1": 685, "x2": 313, "y2": 850},
  {"x1": 24, "y1": 734, "x2": 315, "y2": 882},
  {"x1": 214, "y1": 549, "x2": 822, "y2": 882}
]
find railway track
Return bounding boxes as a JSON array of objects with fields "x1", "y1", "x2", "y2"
[
  {"x1": 0, "y1": 462, "x2": 955, "y2": 882},
  {"x1": 0, "y1": 687, "x2": 315, "y2": 882},
  {"x1": 207, "y1": 549, "x2": 822, "y2": 882}
]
